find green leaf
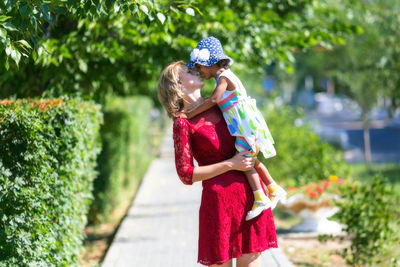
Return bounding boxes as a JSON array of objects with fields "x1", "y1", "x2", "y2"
[
  {"x1": 10, "y1": 48, "x2": 21, "y2": 65},
  {"x1": 17, "y1": 40, "x2": 32, "y2": 50},
  {"x1": 32, "y1": 49, "x2": 38, "y2": 61},
  {"x1": 156, "y1": 13, "x2": 165, "y2": 24},
  {"x1": 40, "y1": 4, "x2": 51, "y2": 22},
  {"x1": 0, "y1": 16, "x2": 11, "y2": 22},
  {"x1": 355, "y1": 26, "x2": 364, "y2": 34},
  {"x1": 0, "y1": 28, "x2": 6, "y2": 38},
  {"x1": 3, "y1": 22, "x2": 17, "y2": 31},
  {"x1": 140, "y1": 5, "x2": 149, "y2": 15},
  {"x1": 5, "y1": 45, "x2": 12, "y2": 56},
  {"x1": 186, "y1": 8, "x2": 195, "y2": 16},
  {"x1": 5, "y1": 56, "x2": 9, "y2": 70},
  {"x1": 19, "y1": 5, "x2": 30, "y2": 18},
  {"x1": 78, "y1": 59, "x2": 88, "y2": 73}
]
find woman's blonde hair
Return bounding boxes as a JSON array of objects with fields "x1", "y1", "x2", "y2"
[{"x1": 157, "y1": 61, "x2": 186, "y2": 118}]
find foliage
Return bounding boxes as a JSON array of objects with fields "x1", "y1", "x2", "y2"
[
  {"x1": 0, "y1": 0, "x2": 189, "y2": 67},
  {"x1": 0, "y1": 97, "x2": 102, "y2": 266},
  {"x1": 259, "y1": 103, "x2": 350, "y2": 186},
  {"x1": 0, "y1": 0, "x2": 358, "y2": 102},
  {"x1": 88, "y1": 96, "x2": 156, "y2": 224},
  {"x1": 333, "y1": 177, "x2": 399, "y2": 266},
  {"x1": 294, "y1": 0, "x2": 400, "y2": 115}
]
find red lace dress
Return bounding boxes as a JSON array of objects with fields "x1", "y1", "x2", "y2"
[{"x1": 173, "y1": 106, "x2": 278, "y2": 266}]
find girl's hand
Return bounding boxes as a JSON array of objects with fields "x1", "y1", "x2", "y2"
[
  {"x1": 228, "y1": 151, "x2": 255, "y2": 171},
  {"x1": 175, "y1": 111, "x2": 187, "y2": 119}
]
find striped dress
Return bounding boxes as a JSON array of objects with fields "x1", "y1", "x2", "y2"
[{"x1": 216, "y1": 69, "x2": 276, "y2": 159}]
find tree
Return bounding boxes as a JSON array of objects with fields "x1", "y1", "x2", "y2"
[
  {"x1": 293, "y1": 0, "x2": 400, "y2": 170},
  {"x1": 0, "y1": 0, "x2": 358, "y2": 102},
  {"x1": 0, "y1": 0, "x2": 185, "y2": 67}
]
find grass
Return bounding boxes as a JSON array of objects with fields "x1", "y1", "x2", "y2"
[{"x1": 350, "y1": 163, "x2": 400, "y2": 194}]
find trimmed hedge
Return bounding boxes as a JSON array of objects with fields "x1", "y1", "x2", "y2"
[
  {"x1": 88, "y1": 96, "x2": 155, "y2": 224},
  {"x1": 0, "y1": 97, "x2": 102, "y2": 266},
  {"x1": 260, "y1": 104, "x2": 350, "y2": 186}
]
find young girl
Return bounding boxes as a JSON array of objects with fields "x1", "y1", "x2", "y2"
[{"x1": 182, "y1": 36, "x2": 286, "y2": 220}]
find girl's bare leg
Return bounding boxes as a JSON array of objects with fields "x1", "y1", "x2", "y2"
[
  {"x1": 254, "y1": 159, "x2": 274, "y2": 186},
  {"x1": 254, "y1": 159, "x2": 287, "y2": 209},
  {"x1": 244, "y1": 168, "x2": 263, "y2": 191},
  {"x1": 210, "y1": 259, "x2": 233, "y2": 267},
  {"x1": 236, "y1": 252, "x2": 262, "y2": 267},
  {"x1": 244, "y1": 168, "x2": 272, "y2": 221}
]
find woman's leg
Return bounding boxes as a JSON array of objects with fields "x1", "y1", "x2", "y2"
[
  {"x1": 236, "y1": 252, "x2": 262, "y2": 267},
  {"x1": 210, "y1": 259, "x2": 233, "y2": 267}
]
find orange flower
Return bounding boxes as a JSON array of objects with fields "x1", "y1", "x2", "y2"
[
  {"x1": 1, "y1": 99, "x2": 13, "y2": 106},
  {"x1": 288, "y1": 186, "x2": 298, "y2": 191},
  {"x1": 316, "y1": 185, "x2": 324, "y2": 193},
  {"x1": 322, "y1": 179, "x2": 330, "y2": 188},
  {"x1": 329, "y1": 175, "x2": 338, "y2": 182},
  {"x1": 308, "y1": 191, "x2": 319, "y2": 198}
]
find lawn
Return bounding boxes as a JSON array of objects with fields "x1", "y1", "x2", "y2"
[{"x1": 350, "y1": 163, "x2": 400, "y2": 193}]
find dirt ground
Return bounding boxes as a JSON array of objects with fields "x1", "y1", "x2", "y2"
[
  {"x1": 274, "y1": 212, "x2": 349, "y2": 267},
  {"x1": 79, "y1": 223, "x2": 116, "y2": 267},
  {"x1": 278, "y1": 236, "x2": 349, "y2": 267}
]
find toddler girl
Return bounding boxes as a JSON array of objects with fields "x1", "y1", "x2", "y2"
[{"x1": 181, "y1": 36, "x2": 286, "y2": 220}]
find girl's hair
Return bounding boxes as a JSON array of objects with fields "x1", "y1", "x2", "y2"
[
  {"x1": 195, "y1": 59, "x2": 231, "y2": 70},
  {"x1": 157, "y1": 61, "x2": 186, "y2": 119},
  {"x1": 216, "y1": 59, "x2": 231, "y2": 69}
]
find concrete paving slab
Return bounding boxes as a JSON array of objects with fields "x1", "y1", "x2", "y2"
[{"x1": 103, "y1": 127, "x2": 293, "y2": 267}]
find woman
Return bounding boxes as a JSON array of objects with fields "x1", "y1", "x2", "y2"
[{"x1": 158, "y1": 61, "x2": 278, "y2": 267}]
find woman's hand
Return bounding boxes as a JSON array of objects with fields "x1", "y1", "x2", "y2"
[{"x1": 228, "y1": 151, "x2": 255, "y2": 171}]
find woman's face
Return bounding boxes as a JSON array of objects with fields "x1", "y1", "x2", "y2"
[{"x1": 179, "y1": 67, "x2": 204, "y2": 92}]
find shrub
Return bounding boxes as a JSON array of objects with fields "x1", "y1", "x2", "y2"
[
  {"x1": 88, "y1": 96, "x2": 156, "y2": 224},
  {"x1": 0, "y1": 97, "x2": 102, "y2": 266},
  {"x1": 333, "y1": 176, "x2": 399, "y2": 266},
  {"x1": 260, "y1": 104, "x2": 350, "y2": 186}
]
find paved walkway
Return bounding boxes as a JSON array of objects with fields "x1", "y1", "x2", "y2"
[{"x1": 102, "y1": 128, "x2": 293, "y2": 267}]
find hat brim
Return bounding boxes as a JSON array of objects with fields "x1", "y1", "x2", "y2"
[{"x1": 187, "y1": 55, "x2": 234, "y2": 70}]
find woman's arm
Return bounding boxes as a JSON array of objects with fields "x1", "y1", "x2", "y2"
[
  {"x1": 173, "y1": 118, "x2": 254, "y2": 185},
  {"x1": 192, "y1": 151, "x2": 255, "y2": 183}
]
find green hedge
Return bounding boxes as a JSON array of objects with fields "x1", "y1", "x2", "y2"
[
  {"x1": 0, "y1": 97, "x2": 102, "y2": 266},
  {"x1": 88, "y1": 96, "x2": 155, "y2": 224},
  {"x1": 260, "y1": 104, "x2": 350, "y2": 186}
]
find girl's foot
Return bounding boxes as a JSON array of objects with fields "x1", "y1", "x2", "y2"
[
  {"x1": 267, "y1": 183, "x2": 287, "y2": 210},
  {"x1": 245, "y1": 199, "x2": 272, "y2": 221},
  {"x1": 246, "y1": 189, "x2": 272, "y2": 221}
]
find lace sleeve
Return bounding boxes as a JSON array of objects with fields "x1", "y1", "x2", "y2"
[{"x1": 173, "y1": 118, "x2": 194, "y2": 185}]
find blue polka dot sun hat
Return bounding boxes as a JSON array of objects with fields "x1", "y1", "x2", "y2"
[{"x1": 187, "y1": 36, "x2": 234, "y2": 69}]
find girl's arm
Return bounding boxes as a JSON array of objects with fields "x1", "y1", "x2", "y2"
[
  {"x1": 184, "y1": 77, "x2": 229, "y2": 119},
  {"x1": 192, "y1": 151, "x2": 255, "y2": 183}
]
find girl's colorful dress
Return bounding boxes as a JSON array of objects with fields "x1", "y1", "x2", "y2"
[
  {"x1": 216, "y1": 69, "x2": 276, "y2": 158},
  {"x1": 173, "y1": 106, "x2": 278, "y2": 266}
]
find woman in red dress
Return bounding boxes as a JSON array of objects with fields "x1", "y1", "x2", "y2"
[{"x1": 158, "y1": 61, "x2": 278, "y2": 267}]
